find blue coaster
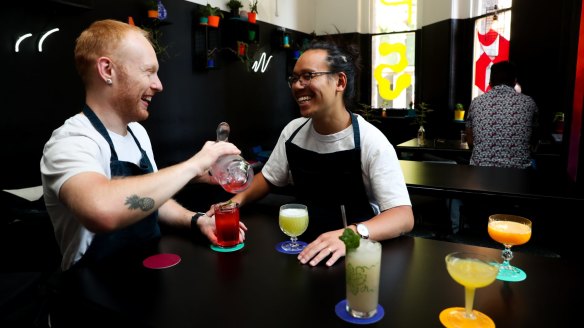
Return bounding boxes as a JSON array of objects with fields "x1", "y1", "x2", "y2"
[
  {"x1": 335, "y1": 299, "x2": 384, "y2": 325},
  {"x1": 210, "y1": 243, "x2": 244, "y2": 253},
  {"x1": 275, "y1": 241, "x2": 308, "y2": 254}
]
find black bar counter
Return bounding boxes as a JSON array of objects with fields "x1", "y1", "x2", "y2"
[
  {"x1": 56, "y1": 202, "x2": 581, "y2": 327},
  {"x1": 396, "y1": 138, "x2": 470, "y2": 163},
  {"x1": 399, "y1": 160, "x2": 583, "y2": 202}
]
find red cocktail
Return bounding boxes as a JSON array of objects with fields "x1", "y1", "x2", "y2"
[{"x1": 214, "y1": 202, "x2": 240, "y2": 247}]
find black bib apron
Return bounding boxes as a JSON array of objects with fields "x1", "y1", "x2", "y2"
[
  {"x1": 285, "y1": 112, "x2": 374, "y2": 240},
  {"x1": 74, "y1": 105, "x2": 161, "y2": 268}
]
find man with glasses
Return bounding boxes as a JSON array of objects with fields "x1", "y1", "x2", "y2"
[{"x1": 227, "y1": 38, "x2": 414, "y2": 267}]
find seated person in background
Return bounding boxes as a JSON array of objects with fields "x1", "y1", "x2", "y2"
[
  {"x1": 41, "y1": 19, "x2": 245, "y2": 272},
  {"x1": 465, "y1": 60, "x2": 539, "y2": 169},
  {"x1": 450, "y1": 61, "x2": 539, "y2": 234},
  {"x1": 225, "y1": 38, "x2": 414, "y2": 267}
]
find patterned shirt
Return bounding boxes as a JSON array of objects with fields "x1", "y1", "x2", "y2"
[{"x1": 466, "y1": 85, "x2": 538, "y2": 169}]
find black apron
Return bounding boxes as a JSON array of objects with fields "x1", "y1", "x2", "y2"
[
  {"x1": 285, "y1": 111, "x2": 374, "y2": 240},
  {"x1": 74, "y1": 105, "x2": 161, "y2": 268}
]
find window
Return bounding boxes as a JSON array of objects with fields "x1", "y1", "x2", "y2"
[
  {"x1": 472, "y1": 0, "x2": 512, "y2": 99},
  {"x1": 371, "y1": 0, "x2": 417, "y2": 109}
]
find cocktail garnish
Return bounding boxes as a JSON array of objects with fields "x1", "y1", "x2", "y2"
[
  {"x1": 220, "y1": 200, "x2": 234, "y2": 209},
  {"x1": 339, "y1": 228, "x2": 360, "y2": 251}
]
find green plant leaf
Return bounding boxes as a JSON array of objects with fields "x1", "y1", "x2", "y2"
[
  {"x1": 339, "y1": 228, "x2": 360, "y2": 251},
  {"x1": 355, "y1": 103, "x2": 381, "y2": 124}
]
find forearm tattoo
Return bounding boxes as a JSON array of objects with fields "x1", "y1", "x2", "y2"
[{"x1": 125, "y1": 194, "x2": 155, "y2": 211}]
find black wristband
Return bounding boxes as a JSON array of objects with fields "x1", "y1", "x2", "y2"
[{"x1": 191, "y1": 212, "x2": 205, "y2": 230}]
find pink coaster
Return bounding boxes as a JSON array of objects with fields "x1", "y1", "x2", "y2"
[{"x1": 143, "y1": 253, "x2": 181, "y2": 269}]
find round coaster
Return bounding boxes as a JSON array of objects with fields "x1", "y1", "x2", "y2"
[
  {"x1": 496, "y1": 266, "x2": 527, "y2": 282},
  {"x1": 439, "y1": 307, "x2": 495, "y2": 328},
  {"x1": 143, "y1": 253, "x2": 181, "y2": 269},
  {"x1": 335, "y1": 299, "x2": 384, "y2": 325},
  {"x1": 275, "y1": 241, "x2": 308, "y2": 254},
  {"x1": 210, "y1": 243, "x2": 245, "y2": 253}
]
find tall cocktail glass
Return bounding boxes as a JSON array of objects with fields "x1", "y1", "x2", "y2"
[
  {"x1": 213, "y1": 201, "x2": 240, "y2": 247},
  {"x1": 345, "y1": 238, "x2": 382, "y2": 318}
]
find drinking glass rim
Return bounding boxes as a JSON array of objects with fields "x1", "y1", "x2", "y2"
[
  {"x1": 215, "y1": 201, "x2": 239, "y2": 211},
  {"x1": 280, "y1": 203, "x2": 307, "y2": 210},
  {"x1": 445, "y1": 251, "x2": 498, "y2": 265},
  {"x1": 488, "y1": 214, "x2": 532, "y2": 227}
]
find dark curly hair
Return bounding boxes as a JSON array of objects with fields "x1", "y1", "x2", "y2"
[
  {"x1": 302, "y1": 37, "x2": 362, "y2": 109},
  {"x1": 489, "y1": 61, "x2": 517, "y2": 87}
]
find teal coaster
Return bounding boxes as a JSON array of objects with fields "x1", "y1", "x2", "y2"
[
  {"x1": 210, "y1": 243, "x2": 244, "y2": 253},
  {"x1": 496, "y1": 265, "x2": 527, "y2": 282}
]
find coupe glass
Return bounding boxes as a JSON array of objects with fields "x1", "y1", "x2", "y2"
[
  {"x1": 278, "y1": 204, "x2": 309, "y2": 253},
  {"x1": 487, "y1": 214, "x2": 532, "y2": 282},
  {"x1": 439, "y1": 252, "x2": 499, "y2": 328}
]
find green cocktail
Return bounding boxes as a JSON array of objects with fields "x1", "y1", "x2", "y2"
[
  {"x1": 345, "y1": 238, "x2": 382, "y2": 318},
  {"x1": 278, "y1": 204, "x2": 309, "y2": 252}
]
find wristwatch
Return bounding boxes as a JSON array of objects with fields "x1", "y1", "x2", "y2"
[
  {"x1": 355, "y1": 223, "x2": 369, "y2": 239},
  {"x1": 191, "y1": 212, "x2": 205, "y2": 230}
]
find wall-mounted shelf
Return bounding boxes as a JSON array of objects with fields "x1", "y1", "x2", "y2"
[
  {"x1": 223, "y1": 18, "x2": 260, "y2": 49},
  {"x1": 219, "y1": 18, "x2": 261, "y2": 69},
  {"x1": 273, "y1": 27, "x2": 293, "y2": 50},
  {"x1": 279, "y1": 31, "x2": 310, "y2": 78},
  {"x1": 193, "y1": 24, "x2": 221, "y2": 70},
  {"x1": 49, "y1": 0, "x2": 93, "y2": 10}
]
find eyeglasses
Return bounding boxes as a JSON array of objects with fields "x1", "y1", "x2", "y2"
[{"x1": 287, "y1": 71, "x2": 336, "y2": 88}]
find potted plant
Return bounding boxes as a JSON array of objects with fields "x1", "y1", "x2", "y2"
[
  {"x1": 412, "y1": 102, "x2": 433, "y2": 146},
  {"x1": 248, "y1": 0, "x2": 258, "y2": 23},
  {"x1": 146, "y1": 0, "x2": 159, "y2": 18},
  {"x1": 141, "y1": 25, "x2": 169, "y2": 60},
  {"x1": 226, "y1": 0, "x2": 244, "y2": 16},
  {"x1": 199, "y1": 4, "x2": 224, "y2": 27},
  {"x1": 355, "y1": 103, "x2": 381, "y2": 124},
  {"x1": 454, "y1": 103, "x2": 465, "y2": 121},
  {"x1": 207, "y1": 48, "x2": 218, "y2": 68}
]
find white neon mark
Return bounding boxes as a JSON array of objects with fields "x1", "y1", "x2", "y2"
[
  {"x1": 15, "y1": 33, "x2": 33, "y2": 52},
  {"x1": 251, "y1": 52, "x2": 273, "y2": 73},
  {"x1": 38, "y1": 28, "x2": 60, "y2": 52}
]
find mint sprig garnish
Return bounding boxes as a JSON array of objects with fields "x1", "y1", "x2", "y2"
[{"x1": 339, "y1": 228, "x2": 360, "y2": 251}]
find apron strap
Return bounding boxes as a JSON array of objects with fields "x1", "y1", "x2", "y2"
[{"x1": 82, "y1": 105, "x2": 119, "y2": 161}]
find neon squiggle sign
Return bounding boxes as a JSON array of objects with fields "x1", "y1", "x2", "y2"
[
  {"x1": 374, "y1": 42, "x2": 411, "y2": 100},
  {"x1": 38, "y1": 28, "x2": 60, "y2": 52},
  {"x1": 14, "y1": 28, "x2": 60, "y2": 53},
  {"x1": 251, "y1": 52, "x2": 273, "y2": 73}
]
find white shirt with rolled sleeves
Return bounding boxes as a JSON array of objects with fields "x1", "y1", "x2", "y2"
[
  {"x1": 40, "y1": 113, "x2": 157, "y2": 270},
  {"x1": 262, "y1": 114, "x2": 411, "y2": 215}
]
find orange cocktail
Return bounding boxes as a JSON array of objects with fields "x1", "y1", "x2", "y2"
[
  {"x1": 488, "y1": 220, "x2": 531, "y2": 246},
  {"x1": 487, "y1": 214, "x2": 532, "y2": 282}
]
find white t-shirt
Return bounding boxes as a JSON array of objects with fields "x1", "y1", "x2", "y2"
[
  {"x1": 40, "y1": 113, "x2": 157, "y2": 270},
  {"x1": 262, "y1": 114, "x2": 411, "y2": 214}
]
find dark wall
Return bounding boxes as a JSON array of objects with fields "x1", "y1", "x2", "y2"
[
  {"x1": 144, "y1": 0, "x2": 307, "y2": 169},
  {"x1": 2, "y1": 0, "x2": 305, "y2": 189},
  {"x1": 509, "y1": 0, "x2": 582, "y2": 173}
]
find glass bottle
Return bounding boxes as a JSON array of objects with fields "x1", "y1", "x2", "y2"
[
  {"x1": 417, "y1": 125, "x2": 425, "y2": 146},
  {"x1": 210, "y1": 122, "x2": 254, "y2": 193}
]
